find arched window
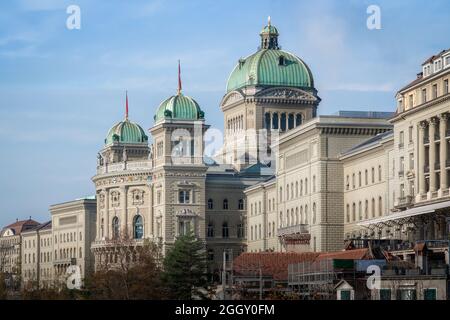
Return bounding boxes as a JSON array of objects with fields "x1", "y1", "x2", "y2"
[
  {"x1": 295, "y1": 113, "x2": 302, "y2": 126},
  {"x1": 305, "y1": 205, "x2": 309, "y2": 224},
  {"x1": 238, "y1": 199, "x2": 244, "y2": 210},
  {"x1": 287, "y1": 210, "x2": 290, "y2": 226},
  {"x1": 207, "y1": 222, "x2": 214, "y2": 237},
  {"x1": 378, "y1": 165, "x2": 382, "y2": 182},
  {"x1": 346, "y1": 204, "x2": 350, "y2": 223},
  {"x1": 279, "y1": 187, "x2": 283, "y2": 201},
  {"x1": 207, "y1": 198, "x2": 213, "y2": 210},
  {"x1": 305, "y1": 178, "x2": 308, "y2": 195},
  {"x1": 312, "y1": 203, "x2": 317, "y2": 224},
  {"x1": 300, "y1": 206, "x2": 304, "y2": 224},
  {"x1": 251, "y1": 226, "x2": 254, "y2": 240},
  {"x1": 223, "y1": 199, "x2": 229, "y2": 210},
  {"x1": 286, "y1": 184, "x2": 289, "y2": 200},
  {"x1": 278, "y1": 55, "x2": 285, "y2": 66},
  {"x1": 295, "y1": 182, "x2": 299, "y2": 198},
  {"x1": 288, "y1": 113, "x2": 294, "y2": 129},
  {"x1": 133, "y1": 215, "x2": 143, "y2": 239},
  {"x1": 352, "y1": 203, "x2": 356, "y2": 221},
  {"x1": 378, "y1": 197, "x2": 383, "y2": 216},
  {"x1": 279, "y1": 211, "x2": 283, "y2": 228},
  {"x1": 365, "y1": 200, "x2": 369, "y2": 219},
  {"x1": 272, "y1": 113, "x2": 279, "y2": 130},
  {"x1": 222, "y1": 222, "x2": 229, "y2": 238},
  {"x1": 372, "y1": 198, "x2": 376, "y2": 218},
  {"x1": 295, "y1": 207, "x2": 299, "y2": 225},
  {"x1": 265, "y1": 112, "x2": 271, "y2": 129},
  {"x1": 112, "y1": 217, "x2": 119, "y2": 239}
]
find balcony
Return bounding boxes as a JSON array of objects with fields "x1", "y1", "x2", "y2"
[
  {"x1": 277, "y1": 224, "x2": 309, "y2": 237},
  {"x1": 53, "y1": 258, "x2": 76, "y2": 266},
  {"x1": 396, "y1": 195, "x2": 414, "y2": 209},
  {"x1": 96, "y1": 160, "x2": 152, "y2": 175}
]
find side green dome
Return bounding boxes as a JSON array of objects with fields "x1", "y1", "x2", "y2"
[
  {"x1": 226, "y1": 49, "x2": 314, "y2": 93},
  {"x1": 105, "y1": 119, "x2": 148, "y2": 145},
  {"x1": 154, "y1": 93, "x2": 205, "y2": 123}
]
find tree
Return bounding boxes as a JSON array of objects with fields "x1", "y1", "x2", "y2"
[
  {"x1": 0, "y1": 273, "x2": 7, "y2": 300},
  {"x1": 162, "y1": 232, "x2": 209, "y2": 299},
  {"x1": 86, "y1": 237, "x2": 166, "y2": 300}
]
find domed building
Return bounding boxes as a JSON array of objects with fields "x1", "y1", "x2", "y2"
[{"x1": 220, "y1": 18, "x2": 320, "y2": 169}]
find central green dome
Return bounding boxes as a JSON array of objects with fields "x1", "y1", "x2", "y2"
[
  {"x1": 226, "y1": 20, "x2": 314, "y2": 93},
  {"x1": 105, "y1": 119, "x2": 148, "y2": 145},
  {"x1": 154, "y1": 93, "x2": 205, "y2": 123}
]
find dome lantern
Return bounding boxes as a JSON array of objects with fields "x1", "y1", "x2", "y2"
[{"x1": 260, "y1": 16, "x2": 279, "y2": 50}]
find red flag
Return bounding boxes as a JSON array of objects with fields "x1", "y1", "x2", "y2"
[
  {"x1": 178, "y1": 60, "x2": 182, "y2": 94},
  {"x1": 125, "y1": 91, "x2": 129, "y2": 119}
]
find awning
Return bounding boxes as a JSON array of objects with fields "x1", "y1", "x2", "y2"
[{"x1": 357, "y1": 200, "x2": 450, "y2": 227}]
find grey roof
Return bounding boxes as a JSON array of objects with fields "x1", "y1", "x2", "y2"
[
  {"x1": 333, "y1": 110, "x2": 395, "y2": 119},
  {"x1": 21, "y1": 220, "x2": 52, "y2": 234},
  {"x1": 341, "y1": 130, "x2": 393, "y2": 156}
]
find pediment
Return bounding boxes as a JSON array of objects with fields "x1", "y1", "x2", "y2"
[
  {"x1": 255, "y1": 87, "x2": 318, "y2": 102},
  {"x1": 221, "y1": 90, "x2": 245, "y2": 107}
]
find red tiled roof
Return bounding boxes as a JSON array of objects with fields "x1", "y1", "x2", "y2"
[
  {"x1": 233, "y1": 252, "x2": 319, "y2": 280},
  {"x1": 316, "y1": 248, "x2": 372, "y2": 261},
  {"x1": 2, "y1": 219, "x2": 40, "y2": 235}
]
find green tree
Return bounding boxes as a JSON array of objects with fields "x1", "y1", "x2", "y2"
[
  {"x1": 162, "y1": 232, "x2": 208, "y2": 299},
  {"x1": 0, "y1": 273, "x2": 7, "y2": 299}
]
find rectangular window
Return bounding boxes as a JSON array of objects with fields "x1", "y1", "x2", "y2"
[
  {"x1": 409, "y1": 153, "x2": 414, "y2": 170},
  {"x1": 380, "y1": 289, "x2": 391, "y2": 300},
  {"x1": 178, "y1": 190, "x2": 190, "y2": 204},
  {"x1": 399, "y1": 131, "x2": 404, "y2": 148},
  {"x1": 444, "y1": 79, "x2": 449, "y2": 95},
  {"x1": 446, "y1": 56, "x2": 450, "y2": 66},
  {"x1": 409, "y1": 94, "x2": 413, "y2": 108},
  {"x1": 399, "y1": 157, "x2": 405, "y2": 175},
  {"x1": 340, "y1": 290, "x2": 351, "y2": 300},
  {"x1": 424, "y1": 288, "x2": 437, "y2": 300},
  {"x1": 397, "y1": 289, "x2": 416, "y2": 300},
  {"x1": 157, "y1": 191, "x2": 161, "y2": 204},
  {"x1": 408, "y1": 126, "x2": 413, "y2": 143},
  {"x1": 432, "y1": 84, "x2": 438, "y2": 99},
  {"x1": 422, "y1": 88, "x2": 427, "y2": 104}
]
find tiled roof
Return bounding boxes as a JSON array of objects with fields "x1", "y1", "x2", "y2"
[
  {"x1": 2, "y1": 219, "x2": 40, "y2": 235},
  {"x1": 233, "y1": 252, "x2": 319, "y2": 280},
  {"x1": 316, "y1": 248, "x2": 373, "y2": 261}
]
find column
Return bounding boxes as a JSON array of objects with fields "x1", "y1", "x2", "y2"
[
  {"x1": 429, "y1": 117, "x2": 437, "y2": 193},
  {"x1": 105, "y1": 189, "x2": 110, "y2": 240},
  {"x1": 440, "y1": 113, "x2": 448, "y2": 191},
  {"x1": 418, "y1": 122, "x2": 426, "y2": 195},
  {"x1": 122, "y1": 186, "x2": 128, "y2": 237}
]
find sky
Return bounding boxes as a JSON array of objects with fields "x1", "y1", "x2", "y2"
[{"x1": 0, "y1": 0, "x2": 449, "y2": 226}]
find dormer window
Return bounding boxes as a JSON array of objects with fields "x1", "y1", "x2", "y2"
[
  {"x1": 446, "y1": 56, "x2": 450, "y2": 67},
  {"x1": 278, "y1": 55, "x2": 286, "y2": 66}
]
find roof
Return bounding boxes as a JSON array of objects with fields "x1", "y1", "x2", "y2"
[
  {"x1": 227, "y1": 49, "x2": 314, "y2": 93},
  {"x1": 316, "y1": 248, "x2": 373, "y2": 261},
  {"x1": 21, "y1": 220, "x2": 52, "y2": 234},
  {"x1": 154, "y1": 93, "x2": 204, "y2": 123},
  {"x1": 105, "y1": 118, "x2": 148, "y2": 145},
  {"x1": 341, "y1": 130, "x2": 393, "y2": 156},
  {"x1": 1, "y1": 218, "x2": 40, "y2": 236},
  {"x1": 233, "y1": 252, "x2": 319, "y2": 281}
]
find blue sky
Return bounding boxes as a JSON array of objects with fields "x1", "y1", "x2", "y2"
[{"x1": 0, "y1": 0, "x2": 449, "y2": 226}]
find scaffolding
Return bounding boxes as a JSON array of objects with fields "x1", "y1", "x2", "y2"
[{"x1": 288, "y1": 259, "x2": 341, "y2": 300}]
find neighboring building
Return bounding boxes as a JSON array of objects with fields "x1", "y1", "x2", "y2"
[
  {"x1": 50, "y1": 197, "x2": 96, "y2": 285},
  {"x1": 246, "y1": 115, "x2": 392, "y2": 253},
  {"x1": 357, "y1": 48, "x2": 450, "y2": 253},
  {"x1": 341, "y1": 130, "x2": 394, "y2": 239},
  {"x1": 0, "y1": 219, "x2": 40, "y2": 281},
  {"x1": 21, "y1": 221, "x2": 52, "y2": 289}
]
